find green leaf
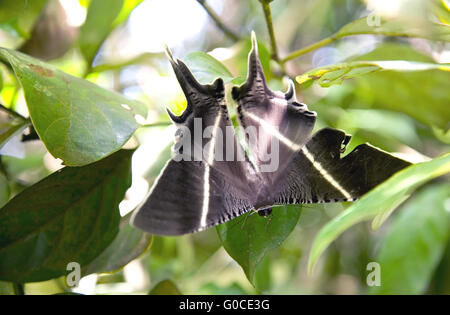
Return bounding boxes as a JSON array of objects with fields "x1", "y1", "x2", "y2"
[
  {"x1": 336, "y1": 16, "x2": 450, "y2": 42},
  {"x1": 368, "y1": 184, "x2": 450, "y2": 294},
  {"x1": 113, "y1": 0, "x2": 144, "y2": 26},
  {"x1": 217, "y1": 205, "x2": 301, "y2": 284},
  {"x1": 308, "y1": 153, "x2": 450, "y2": 273},
  {"x1": 354, "y1": 69, "x2": 450, "y2": 131},
  {"x1": 350, "y1": 44, "x2": 450, "y2": 131},
  {"x1": 80, "y1": 0, "x2": 143, "y2": 64},
  {"x1": 300, "y1": 43, "x2": 450, "y2": 130},
  {"x1": 184, "y1": 51, "x2": 235, "y2": 84},
  {"x1": 296, "y1": 60, "x2": 450, "y2": 86},
  {"x1": 0, "y1": 48, "x2": 147, "y2": 166},
  {"x1": 0, "y1": 0, "x2": 47, "y2": 39},
  {"x1": 0, "y1": 149, "x2": 133, "y2": 283},
  {"x1": 0, "y1": 173, "x2": 10, "y2": 208},
  {"x1": 431, "y1": 0, "x2": 450, "y2": 24},
  {"x1": 149, "y1": 279, "x2": 182, "y2": 295},
  {"x1": 0, "y1": 281, "x2": 14, "y2": 295},
  {"x1": 81, "y1": 213, "x2": 153, "y2": 276},
  {"x1": 0, "y1": 116, "x2": 30, "y2": 151},
  {"x1": 79, "y1": 0, "x2": 124, "y2": 64}
]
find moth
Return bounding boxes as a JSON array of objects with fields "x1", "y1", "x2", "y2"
[{"x1": 131, "y1": 34, "x2": 411, "y2": 236}]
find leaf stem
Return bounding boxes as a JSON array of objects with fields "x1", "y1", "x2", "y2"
[
  {"x1": 12, "y1": 283, "x2": 25, "y2": 295},
  {"x1": 196, "y1": 0, "x2": 240, "y2": 42},
  {"x1": 0, "y1": 103, "x2": 27, "y2": 120},
  {"x1": 259, "y1": 0, "x2": 279, "y2": 62},
  {"x1": 140, "y1": 121, "x2": 172, "y2": 128},
  {"x1": 281, "y1": 35, "x2": 338, "y2": 64}
]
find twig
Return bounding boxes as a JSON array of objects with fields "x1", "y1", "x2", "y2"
[
  {"x1": 12, "y1": 283, "x2": 25, "y2": 295},
  {"x1": 196, "y1": 0, "x2": 240, "y2": 42},
  {"x1": 259, "y1": 0, "x2": 279, "y2": 62},
  {"x1": 0, "y1": 103, "x2": 27, "y2": 120},
  {"x1": 140, "y1": 121, "x2": 172, "y2": 128},
  {"x1": 281, "y1": 35, "x2": 338, "y2": 64}
]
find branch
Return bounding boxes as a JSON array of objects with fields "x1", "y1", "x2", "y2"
[
  {"x1": 140, "y1": 121, "x2": 172, "y2": 128},
  {"x1": 259, "y1": 0, "x2": 279, "y2": 62},
  {"x1": 281, "y1": 35, "x2": 338, "y2": 64},
  {"x1": 196, "y1": 0, "x2": 240, "y2": 42},
  {"x1": 0, "y1": 103, "x2": 27, "y2": 120}
]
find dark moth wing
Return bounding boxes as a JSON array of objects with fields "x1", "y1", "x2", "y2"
[
  {"x1": 131, "y1": 160, "x2": 253, "y2": 235},
  {"x1": 231, "y1": 33, "x2": 316, "y2": 186},
  {"x1": 131, "y1": 48, "x2": 255, "y2": 235},
  {"x1": 273, "y1": 128, "x2": 412, "y2": 205}
]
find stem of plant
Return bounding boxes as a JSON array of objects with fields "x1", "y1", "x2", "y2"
[
  {"x1": 141, "y1": 122, "x2": 172, "y2": 128},
  {"x1": 280, "y1": 34, "x2": 339, "y2": 64},
  {"x1": 259, "y1": 0, "x2": 279, "y2": 62},
  {"x1": 0, "y1": 103, "x2": 27, "y2": 120},
  {"x1": 12, "y1": 283, "x2": 25, "y2": 295},
  {"x1": 196, "y1": 0, "x2": 240, "y2": 42}
]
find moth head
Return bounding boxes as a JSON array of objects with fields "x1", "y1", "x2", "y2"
[{"x1": 165, "y1": 46, "x2": 225, "y2": 124}]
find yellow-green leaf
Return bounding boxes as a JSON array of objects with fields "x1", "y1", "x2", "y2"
[{"x1": 308, "y1": 153, "x2": 450, "y2": 274}]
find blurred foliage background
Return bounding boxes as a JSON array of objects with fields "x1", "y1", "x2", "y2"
[{"x1": 0, "y1": 0, "x2": 449, "y2": 295}]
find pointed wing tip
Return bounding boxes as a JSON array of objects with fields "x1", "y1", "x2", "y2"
[
  {"x1": 166, "y1": 107, "x2": 183, "y2": 123},
  {"x1": 164, "y1": 44, "x2": 176, "y2": 65},
  {"x1": 250, "y1": 30, "x2": 258, "y2": 53}
]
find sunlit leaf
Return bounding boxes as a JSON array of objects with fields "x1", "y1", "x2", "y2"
[
  {"x1": 0, "y1": 281, "x2": 14, "y2": 295},
  {"x1": 79, "y1": 0, "x2": 143, "y2": 64},
  {"x1": 301, "y1": 43, "x2": 450, "y2": 130},
  {"x1": 0, "y1": 115, "x2": 30, "y2": 151},
  {"x1": 308, "y1": 153, "x2": 450, "y2": 273},
  {"x1": 0, "y1": 150, "x2": 133, "y2": 283},
  {"x1": 81, "y1": 213, "x2": 153, "y2": 276},
  {"x1": 149, "y1": 279, "x2": 182, "y2": 295},
  {"x1": 431, "y1": 0, "x2": 450, "y2": 24},
  {"x1": 217, "y1": 205, "x2": 301, "y2": 284},
  {"x1": 0, "y1": 0, "x2": 47, "y2": 39},
  {"x1": 296, "y1": 60, "x2": 450, "y2": 86},
  {"x1": 0, "y1": 173, "x2": 10, "y2": 208},
  {"x1": 184, "y1": 51, "x2": 235, "y2": 84},
  {"x1": 0, "y1": 48, "x2": 147, "y2": 166},
  {"x1": 113, "y1": 0, "x2": 144, "y2": 26},
  {"x1": 369, "y1": 184, "x2": 450, "y2": 294},
  {"x1": 350, "y1": 44, "x2": 450, "y2": 131}
]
